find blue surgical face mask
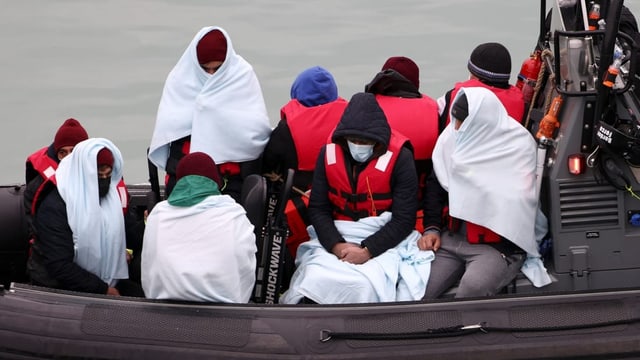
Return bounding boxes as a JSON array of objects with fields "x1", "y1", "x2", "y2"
[{"x1": 347, "y1": 141, "x2": 374, "y2": 163}]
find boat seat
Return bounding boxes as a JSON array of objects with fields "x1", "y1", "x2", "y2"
[{"x1": 240, "y1": 174, "x2": 267, "y2": 242}]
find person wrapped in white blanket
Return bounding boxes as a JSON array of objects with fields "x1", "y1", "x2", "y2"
[
  {"x1": 148, "y1": 26, "x2": 271, "y2": 201},
  {"x1": 29, "y1": 138, "x2": 142, "y2": 296},
  {"x1": 420, "y1": 87, "x2": 551, "y2": 299},
  {"x1": 141, "y1": 152, "x2": 256, "y2": 302},
  {"x1": 281, "y1": 92, "x2": 435, "y2": 304}
]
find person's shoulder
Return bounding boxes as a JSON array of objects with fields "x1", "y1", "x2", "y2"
[
  {"x1": 40, "y1": 186, "x2": 62, "y2": 206},
  {"x1": 35, "y1": 187, "x2": 65, "y2": 221},
  {"x1": 398, "y1": 146, "x2": 415, "y2": 159}
]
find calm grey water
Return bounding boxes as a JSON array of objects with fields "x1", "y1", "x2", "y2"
[{"x1": 1, "y1": 1, "x2": 638, "y2": 184}]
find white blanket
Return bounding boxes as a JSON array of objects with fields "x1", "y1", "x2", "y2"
[
  {"x1": 56, "y1": 138, "x2": 128, "y2": 287},
  {"x1": 148, "y1": 26, "x2": 272, "y2": 169},
  {"x1": 432, "y1": 87, "x2": 551, "y2": 287},
  {"x1": 141, "y1": 194, "x2": 257, "y2": 302},
  {"x1": 280, "y1": 213, "x2": 434, "y2": 304}
]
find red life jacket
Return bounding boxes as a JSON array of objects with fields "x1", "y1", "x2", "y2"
[
  {"x1": 26, "y1": 147, "x2": 59, "y2": 215},
  {"x1": 447, "y1": 211, "x2": 501, "y2": 244},
  {"x1": 284, "y1": 194, "x2": 310, "y2": 259},
  {"x1": 115, "y1": 178, "x2": 129, "y2": 214},
  {"x1": 325, "y1": 132, "x2": 408, "y2": 221},
  {"x1": 374, "y1": 94, "x2": 439, "y2": 161},
  {"x1": 466, "y1": 221, "x2": 501, "y2": 244},
  {"x1": 449, "y1": 79, "x2": 525, "y2": 124},
  {"x1": 281, "y1": 98, "x2": 348, "y2": 171},
  {"x1": 169, "y1": 138, "x2": 241, "y2": 181}
]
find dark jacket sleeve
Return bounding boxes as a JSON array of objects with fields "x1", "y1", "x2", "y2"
[
  {"x1": 308, "y1": 147, "x2": 347, "y2": 252},
  {"x1": 422, "y1": 170, "x2": 448, "y2": 231},
  {"x1": 33, "y1": 189, "x2": 109, "y2": 294},
  {"x1": 23, "y1": 177, "x2": 40, "y2": 216},
  {"x1": 438, "y1": 89, "x2": 453, "y2": 133},
  {"x1": 25, "y1": 161, "x2": 38, "y2": 184},
  {"x1": 360, "y1": 147, "x2": 418, "y2": 256},
  {"x1": 124, "y1": 205, "x2": 144, "y2": 255},
  {"x1": 262, "y1": 119, "x2": 298, "y2": 175}
]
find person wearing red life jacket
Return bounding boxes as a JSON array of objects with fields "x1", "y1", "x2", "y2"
[
  {"x1": 148, "y1": 27, "x2": 271, "y2": 201},
  {"x1": 24, "y1": 118, "x2": 89, "y2": 223},
  {"x1": 25, "y1": 118, "x2": 131, "y2": 219},
  {"x1": 281, "y1": 92, "x2": 419, "y2": 304},
  {"x1": 263, "y1": 66, "x2": 348, "y2": 192},
  {"x1": 365, "y1": 56, "x2": 440, "y2": 232},
  {"x1": 262, "y1": 66, "x2": 348, "y2": 260},
  {"x1": 28, "y1": 139, "x2": 144, "y2": 297},
  {"x1": 24, "y1": 120, "x2": 141, "y2": 286},
  {"x1": 438, "y1": 42, "x2": 525, "y2": 129},
  {"x1": 421, "y1": 88, "x2": 549, "y2": 299},
  {"x1": 315, "y1": 93, "x2": 417, "y2": 259}
]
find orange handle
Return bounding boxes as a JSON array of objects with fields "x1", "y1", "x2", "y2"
[{"x1": 536, "y1": 95, "x2": 563, "y2": 139}]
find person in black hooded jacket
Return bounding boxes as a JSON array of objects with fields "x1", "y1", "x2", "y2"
[{"x1": 308, "y1": 92, "x2": 418, "y2": 263}]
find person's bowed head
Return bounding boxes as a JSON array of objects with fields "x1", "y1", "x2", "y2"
[
  {"x1": 197, "y1": 29, "x2": 227, "y2": 75},
  {"x1": 96, "y1": 148, "x2": 114, "y2": 198},
  {"x1": 450, "y1": 92, "x2": 469, "y2": 130},
  {"x1": 381, "y1": 56, "x2": 420, "y2": 89},
  {"x1": 175, "y1": 151, "x2": 222, "y2": 188}
]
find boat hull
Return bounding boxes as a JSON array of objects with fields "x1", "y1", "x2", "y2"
[{"x1": 2, "y1": 283, "x2": 640, "y2": 359}]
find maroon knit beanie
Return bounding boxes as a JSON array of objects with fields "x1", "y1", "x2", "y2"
[
  {"x1": 381, "y1": 56, "x2": 420, "y2": 89},
  {"x1": 196, "y1": 30, "x2": 227, "y2": 64},
  {"x1": 176, "y1": 152, "x2": 222, "y2": 187},
  {"x1": 97, "y1": 148, "x2": 114, "y2": 167},
  {"x1": 53, "y1": 118, "x2": 89, "y2": 152}
]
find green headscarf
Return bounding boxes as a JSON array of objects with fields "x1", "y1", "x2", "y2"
[{"x1": 167, "y1": 175, "x2": 221, "y2": 207}]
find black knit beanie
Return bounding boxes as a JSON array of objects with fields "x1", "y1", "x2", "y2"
[{"x1": 467, "y1": 42, "x2": 511, "y2": 84}]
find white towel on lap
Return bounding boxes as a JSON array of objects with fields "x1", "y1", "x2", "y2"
[{"x1": 280, "y1": 213, "x2": 434, "y2": 304}]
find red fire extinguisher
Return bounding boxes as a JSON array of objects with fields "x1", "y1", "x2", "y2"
[{"x1": 516, "y1": 50, "x2": 542, "y2": 105}]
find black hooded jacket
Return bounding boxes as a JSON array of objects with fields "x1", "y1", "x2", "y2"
[
  {"x1": 364, "y1": 69, "x2": 422, "y2": 99},
  {"x1": 308, "y1": 92, "x2": 418, "y2": 257},
  {"x1": 29, "y1": 187, "x2": 144, "y2": 294}
]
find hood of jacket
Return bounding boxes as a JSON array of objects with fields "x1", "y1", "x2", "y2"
[{"x1": 331, "y1": 92, "x2": 391, "y2": 152}]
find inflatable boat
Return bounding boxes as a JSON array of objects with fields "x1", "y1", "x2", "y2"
[{"x1": 2, "y1": 1, "x2": 640, "y2": 358}]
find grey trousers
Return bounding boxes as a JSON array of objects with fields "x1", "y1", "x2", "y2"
[{"x1": 423, "y1": 231, "x2": 526, "y2": 299}]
